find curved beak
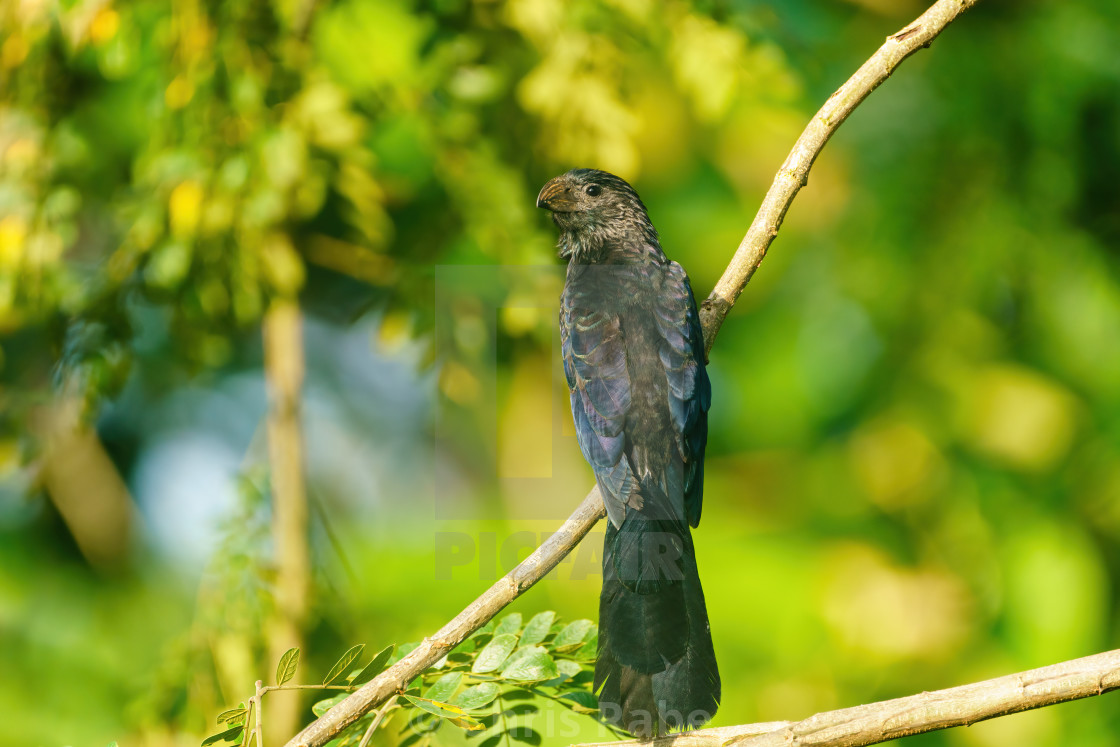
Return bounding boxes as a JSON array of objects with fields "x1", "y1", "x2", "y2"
[{"x1": 536, "y1": 177, "x2": 579, "y2": 212}]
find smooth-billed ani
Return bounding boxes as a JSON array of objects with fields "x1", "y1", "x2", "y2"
[{"x1": 537, "y1": 168, "x2": 720, "y2": 738}]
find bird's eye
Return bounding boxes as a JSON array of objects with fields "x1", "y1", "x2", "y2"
[{"x1": 585, "y1": 184, "x2": 602, "y2": 197}]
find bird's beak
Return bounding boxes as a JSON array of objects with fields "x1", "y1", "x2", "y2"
[{"x1": 536, "y1": 177, "x2": 579, "y2": 212}]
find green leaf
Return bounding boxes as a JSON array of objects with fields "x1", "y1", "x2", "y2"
[
  {"x1": 453, "y1": 682, "x2": 501, "y2": 711},
  {"x1": 424, "y1": 671, "x2": 463, "y2": 703},
  {"x1": 493, "y1": 612, "x2": 522, "y2": 637},
  {"x1": 403, "y1": 694, "x2": 468, "y2": 718},
  {"x1": 324, "y1": 643, "x2": 366, "y2": 685},
  {"x1": 389, "y1": 641, "x2": 420, "y2": 664},
  {"x1": 449, "y1": 715, "x2": 486, "y2": 731},
  {"x1": 554, "y1": 659, "x2": 582, "y2": 680},
  {"x1": 276, "y1": 647, "x2": 300, "y2": 685},
  {"x1": 552, "y1": 619, "x2": 593, "y2": 650},
  {"x1": 312, "y1": 693, "x2": 349, "y2": 717},
  {"x1": 518, "y1": 611, "x2": 555, "y2": 647},
  {"x1": 560, "y1": 691, "x2": 599, "y2": 713},
  {"x1": 216, "y1": 706, "x2": 247, "y2": 725},
  {"x1": 201, "y1": 726, "x2": 244, "y2": 746},
  {"x1": 351, "y1": 643, "x2": 394, "y2": 684},
  {"x1": 500, "y1": 646, "x2": 558, "y2": 681},
  {"x1": 574, "y1": 626, "x2": 598, "y2": 660},
  {"x1": 471, "y1": 633, "x2": 517, "y2": 673}
]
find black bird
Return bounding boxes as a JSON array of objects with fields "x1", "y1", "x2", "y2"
[{"x1": 537, "y1": 169, "x2": 720, "y2": 738}]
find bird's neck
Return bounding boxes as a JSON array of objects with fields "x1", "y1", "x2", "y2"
[{"x1": 560, "y1": 220, "x2": 664, "y2": 265}]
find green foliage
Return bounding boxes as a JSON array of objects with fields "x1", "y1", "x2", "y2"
[
  {"x1": 323, "y1": 644, "x2": 365, "y2": 686},
  {"x1": 276, "y1": 648, "x2": 300, "y2": 686},
  {"x1": 201, "y1": 726, "x2": 245, "y2": 746},
  {"x1": 351, "y1": 644, "x2": 394, "y2": 685},
  {"x1": 216, "y1": 705, "x2": 248, "y2": 726},
  {"x1": 207, "y1": 613, "x2": 609, "y2": 747}
]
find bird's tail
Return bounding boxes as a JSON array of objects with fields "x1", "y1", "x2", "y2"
[{"x1": 594, "y1": 516, "x2": 720, "y2": 738}]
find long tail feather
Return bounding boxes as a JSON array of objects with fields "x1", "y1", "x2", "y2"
[{"x1": 594, "y1": 518, "x2": 720, "y2": 738}]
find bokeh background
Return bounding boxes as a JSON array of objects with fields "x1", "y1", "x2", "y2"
[{"x1": 2, "y1": 0, "x2": 1119, "y2": 745}]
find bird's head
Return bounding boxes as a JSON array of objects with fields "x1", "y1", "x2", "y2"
[{"x1": 536, "y1": 168, "x2": 658, "y2": 262}]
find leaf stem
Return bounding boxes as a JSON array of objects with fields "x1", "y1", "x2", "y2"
[
  {"x1": 254, "y1": 680, "x2": 265, "y2": 747},
  {"x1": 357, "y1": 696, "x2": 399, "y2": 747}
]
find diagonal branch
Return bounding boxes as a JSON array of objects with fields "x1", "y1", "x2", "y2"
[
  {"x1": 284, "y1": 1, "x2": 981, "y2": 744},
  {"x1": 699, "y1": 0, "x2": 981, "y2": 351},
  {"x1": 575, "y1": 649, "x2": 1120, "y2": 747}
]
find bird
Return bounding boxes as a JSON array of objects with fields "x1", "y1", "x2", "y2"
[{"x1": 537, "y1": 168, "x2": 720, "y2": 738}]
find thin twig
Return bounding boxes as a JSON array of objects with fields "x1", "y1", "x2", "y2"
[
  {"x1": 241, "y1": 698, "x2": 256, "y2": 747},
  {"x1": 262, "y1": 684, "x2": 360, "y2": 693},
  {"x1": 574, "y1": 650, "x2": 1120, "y2": 747},
  {"x1": 254, "y1": 680, "x2": 265, "y2": 747},
  {"x1": 284, "y1": 2, "x2": 980, "y2": 745},
  {"x1": 698, "y1": 0, "x2": 982, "y2": 353},
  {"x1": 357, "y1": 696, "x2": 399, "y2": 747}
]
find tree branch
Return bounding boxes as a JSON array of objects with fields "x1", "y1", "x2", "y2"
[
  {"x1": 574, "y1": 650, "x2": 1120, "y2": 747},
  {"x1": 699, "y1": 0, "x2": 981, "y2": 351},
  {"x1": 284, "y1": 1, "x2": 981, "y2": 744},
  {"x1": 575, "y1": 723, "x2": 795, "y2": 747}
]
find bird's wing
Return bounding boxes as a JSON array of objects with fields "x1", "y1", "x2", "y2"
[
  {"x1": 561, "y1": 279, "x2": 636, "y2": 528},
  {"x1": 652, "y1": 261, "x2": 711, "y2": 527}
]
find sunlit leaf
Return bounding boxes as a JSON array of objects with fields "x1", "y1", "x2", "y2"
[
  {"x1": 276, "y1": 648, "x2": 300, "y2": 685},
  {"x1": 472, "y1": 633, "x2": 517, "y2": 673},
  {"x1": 574, "y1": 626, "x2": 598, "y2": 660},
  {"x1": 424, "y1": 671, "x2": 463, "y2": 703},
  {"x1": 554, "y1": 659, "x2": 582, "y2": 679},
  {"x1": 389, "y1": 641, "x2": 420, "y2": 664},
  {"x1": 449, "y1": 715, "x2": 486, "y2": 731},
  {"x1": 312, "y1": 693, "x2": 349, "y2": 717},
  {"x1": 351, "y1": 644, "x2": 394, "y2": 684},
  {"x1": 453, "y1": 682, "x2": 501, "y2": 711},
  {"x1": 494, "y1": 612, "x2": 522, "y2": 637},
  {"x1": 201, "y1": 726, "x2": 243, "y2": 746},
  {"x1": 519, "y1": 611, "x2": 555, "y2": 647},
  {"x1": 500, "y1": 646, "x2": 558, "y2": 682},
  {"x1": 551, "y1": 619, "x2": 593, "y2": 650},
  {"x1": 404, "y1": 694, "x2": 468, "y2": 718},
  {"x1": 216, "y1": 706, "x2": 247, "y2": 725},
  {"x1": 324, "y1": 644, "x2": 366, "y2": 685}
]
